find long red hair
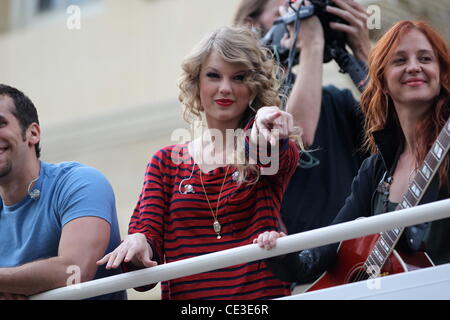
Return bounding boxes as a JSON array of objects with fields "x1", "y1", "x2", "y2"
[{"x1": 360, "y1": 20, "x2": 450, "y2": 189}]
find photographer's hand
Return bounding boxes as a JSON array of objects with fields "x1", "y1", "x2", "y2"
[
  {"x1": 280, "y1": 1, "x2": 324, "y2": 51},
  {"x1": 280, "y1": 2, "x2": 324, "y2": 147},
  {"x1": 326, "y1": 0, "x2": 371, "y2": 64}
]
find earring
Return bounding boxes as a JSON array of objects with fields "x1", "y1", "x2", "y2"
[{"x1": 248, "y1": 100, "x2": 257, "y2": 113}]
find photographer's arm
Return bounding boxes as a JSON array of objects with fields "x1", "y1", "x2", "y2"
[{"x1": 284, "y1": 15, "x2": 324, "y2": 147}]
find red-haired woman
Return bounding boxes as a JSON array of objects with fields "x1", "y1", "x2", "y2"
[{"x1": 255, "y1": 20, "x2": 450, "y2": 284}]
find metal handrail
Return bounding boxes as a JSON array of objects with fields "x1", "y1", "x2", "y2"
[{"x1": 31, "y1": 199, "x2": 450, "y2": 300}]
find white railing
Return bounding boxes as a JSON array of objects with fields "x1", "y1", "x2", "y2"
[{"x1": 31, "y1": 199, "x2": 450, "y2": 300}]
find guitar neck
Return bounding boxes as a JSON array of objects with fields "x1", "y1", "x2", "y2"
[{"x1": 364, "y1": 118, "x2": 450, "y2": 274}]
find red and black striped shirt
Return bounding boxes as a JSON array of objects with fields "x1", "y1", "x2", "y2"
[{"x1": 129, "y1": 138, "x2": 299, "y2": 299}]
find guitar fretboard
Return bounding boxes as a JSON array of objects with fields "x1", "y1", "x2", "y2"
[{"x1": 364, "y1": 118, "x2": 450, "y2": 275}]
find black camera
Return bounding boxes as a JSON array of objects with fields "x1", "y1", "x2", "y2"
[
  {"x1": 311, "y1": 0, "x2": 348, "y2": 62},
  {"x1": 261, "y1": 0, "x2": 346, "y2": 64},
  {"x1": 261, "y1": 0, "x2": 367, "y2": 92}
]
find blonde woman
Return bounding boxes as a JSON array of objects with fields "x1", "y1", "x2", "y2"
[{"x1": 98, "y1": 26, "x2": 299, "y2": 300}]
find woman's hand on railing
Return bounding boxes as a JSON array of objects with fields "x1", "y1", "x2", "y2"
[
  {"x1": 96, "y1": 233, "x2": 157, "y2": 270},
  {"x1": 253, "y1": 231, "x2": 287, "y2": 250}
]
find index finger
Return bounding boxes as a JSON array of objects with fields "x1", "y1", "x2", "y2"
[
  {"x1": 279, "y1": 4, "x2": 288, "y2": 17},
  {"x1": 96, "y1": 253, "x2": 111, "y2": 265},
  {"x1": 327, "y1": 0, "x2": 368, "y2": 22},
  {"x1": 326, "y1": 6, "x2": 365, "y2": 25},
  {"x1": 266, "y1": 111, "x2": 282, "y2": 123},
  {"x1": 338, "y1": 0, "x2": 367, "y2": 13}
]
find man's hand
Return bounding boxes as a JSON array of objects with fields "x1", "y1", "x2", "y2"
[
  {"x1": 326, "y1": 0, "x2": 371, "y2": 64},
  {"x1": 280, "y1": 1, "x2": 325, "y2": 51}
]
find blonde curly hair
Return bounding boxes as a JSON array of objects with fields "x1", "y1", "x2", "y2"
[
  {"x1": 177, "y1": 26, "x2": 287, "y2": 183},
  {"x1": 178, "y1": 25, "x2": 283, "y2": 126}
]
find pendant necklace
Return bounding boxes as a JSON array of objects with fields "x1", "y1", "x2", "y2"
[{"x1": 199, "y1": 166, "x2": 230, "y2": 240}]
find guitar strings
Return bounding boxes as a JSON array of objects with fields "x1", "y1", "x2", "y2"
[
  {"x1": 350, "y1": 120, "x2": 450, "y2": 283},
  {"x1": 352, "y1": 230, "x2": 401, "y2": 283}
]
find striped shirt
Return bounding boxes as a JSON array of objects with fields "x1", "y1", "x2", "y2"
[{"x1": 128, "y1": 137, "x2": 299, "y2": 300}]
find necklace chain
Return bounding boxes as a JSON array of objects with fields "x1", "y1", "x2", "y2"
[
  {"x1": 199, "y1": 166, "x2": 230, "y2": 240},
  {"x1": 408, "y1": 167, "x2": 417, "y2": 183}
]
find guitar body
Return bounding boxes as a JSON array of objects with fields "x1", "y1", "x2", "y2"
[
  {"x1": 305, "y1": 119, "x2": 448, "y2": 293},
  {"x1": 306, "y1": 234, "x2": 434, "y2": 292}
]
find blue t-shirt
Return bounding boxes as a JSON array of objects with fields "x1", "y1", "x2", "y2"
[{"x1": 0, "y1": 161, "x2": 126, "y2": 300}]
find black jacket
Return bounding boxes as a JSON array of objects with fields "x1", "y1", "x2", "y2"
[{"x1": 267, "y1": 117, "x2": 450, "y2": 283}]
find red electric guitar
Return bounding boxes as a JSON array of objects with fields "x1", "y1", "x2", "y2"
[{"x1": 307, "y1": 118, "x2": 450, "y2": 292}]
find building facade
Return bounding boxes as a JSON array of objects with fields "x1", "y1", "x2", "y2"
[{"x1": 0, "y1": 0, "x2": 448, "y2": 300}]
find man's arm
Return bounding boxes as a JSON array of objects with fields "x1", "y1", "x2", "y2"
[
  {"x1": 326, "y1": 0, "x2": 370, "y2": 65},
  {"x1": 284, "y1": 0, "x2": 370, "y2": 147},
  {"x1": 277, "y1": 1, "x2": 324, "y2": 148},
  {"x1": 0, "y1": 217, "x2": 110, "y2": 296},
  {"x1": 285, "y1": 20, "x2": 324, "y2": 147}
]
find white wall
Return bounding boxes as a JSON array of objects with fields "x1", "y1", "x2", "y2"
[{"x1": 0, "y1": 0, "x2": 365, "y2": 299}]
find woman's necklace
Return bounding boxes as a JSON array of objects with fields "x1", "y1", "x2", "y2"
[
  {"x1": 199, "y1": 166, "x2": 230, "y2": 240},
  {"x1": 408, "y1": 167, "x2": 417, "y2": 183}
]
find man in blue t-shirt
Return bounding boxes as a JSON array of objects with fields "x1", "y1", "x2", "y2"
[{"x1": 0, "y1": 84, "x2": 125, "y2": 300}]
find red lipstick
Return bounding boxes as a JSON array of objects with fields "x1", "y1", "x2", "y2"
[{"x1": 215, "y1": 99, "x2": 234, "y2": 107}]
